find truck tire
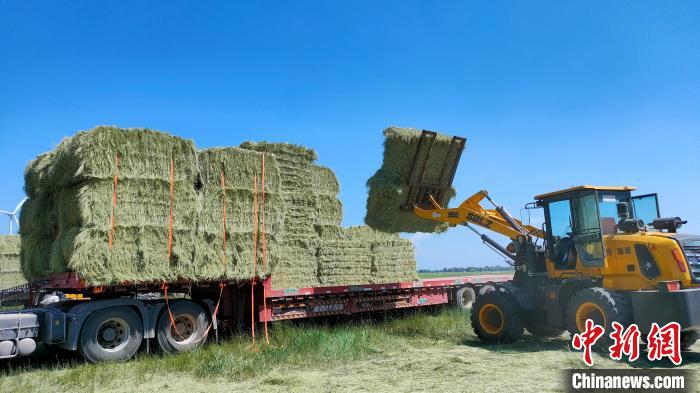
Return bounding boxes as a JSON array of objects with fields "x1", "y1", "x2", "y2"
[
  {"x1": 471, "y1": 291, "x2": 524, "y2": 343},
  {"x1": 157, "y1": 301, "x2": 210, "y2": 354},
  {"x1": 79, "y1": 306, "x2": 143, "y2": 363},
  {"x1": 455, "y1": 286, "x2": 476, "y2": 310},
  {"x1": 566, "y1": 288, "x2": 632, "y2": 348}
]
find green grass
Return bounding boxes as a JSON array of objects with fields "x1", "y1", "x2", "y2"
[
  {"x1": 418, "y1": 271, "x2": 513, "y2": 279},
  {"x1": 1, "y1": 307, "x2": 699, "y2": 393},
  {"x1": 1, "y1": 308, "x2": 470, "y2": 392}
]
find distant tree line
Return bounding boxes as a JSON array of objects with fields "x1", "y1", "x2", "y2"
[{"x1": 417, "y1": 265, "x2": 514, "y2": 273}]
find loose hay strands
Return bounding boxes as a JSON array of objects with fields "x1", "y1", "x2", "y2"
[{"x1": 364, "y1": 127, "x2": 459, "y2": 233}]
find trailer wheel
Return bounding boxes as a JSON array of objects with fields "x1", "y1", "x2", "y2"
[
  {"x1": 470, "y1": 291, "x2": 524, "y2": 343},
  {"x1": 455, "y1": 286, "x2": 476, "y2": 310},
  {"x1": 157, "y1": 301, "x2": 210, "y2": 354},
  {"x1": 478, "y1": 284, "x2": 495, "y2": 295},
  {"x1": 79, "y1": 306, "x2": 143, "y2": 363}
]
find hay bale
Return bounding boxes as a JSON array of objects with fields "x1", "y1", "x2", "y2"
[
  {"x1": 240, "y1": 141, "x2": 317, "y2": 163},
  {"x1": 18, "y1": 193, "x2": 58, "y2": 278},
  {"x1": 318, "y1": 238, "x2": 372, "y2": 286},
  {"x1": 47, "y1": 126, "x2": 198, "y2": 187},
  {"x1": 312, "y1": 165, "x2": 340, "y2": 196},
  {"x1": 370, "y1": 238, "x2": 417, "y2": 283},
  {"x1": 316, "y1": 195, "x2": 342, "y2": 228},
  {"x1": 55, "y1": 179, "x2": 200, "y2": 231},
  {"x1": 24, "y1": 150, "x2": 59, "y2": 198},
  {"x1": 312, "y1": 165, "x2": 343, "y2": 228},
  {"x1": 365, "y1": 127, "x2": 459, "y2": 233},
  {"x1": 240, "y1": 141, "x2": 321, "y2": 242},
  {"x1": 0, "y1": 235, "x2": 26, "y2": 289},
  {"x1": 197, "y1": 147, "x2": 285, "y2": 277},
  {"x1": 323, "y1": 226, "x2": 417, "y2": 284},
  {"x1": 240, "y1": 141, "x2": 316, "y2": 192},
  {"x1": 271, "y1": 240, "x2": 320, "y2": 288},
  {"x1": 0, "y1": 234, "x2": 20, "y2": 256},
  {"x1": 0, "y1": 273, "x2": 26, "y2": 290}
]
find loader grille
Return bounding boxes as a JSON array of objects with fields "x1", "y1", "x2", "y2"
[{"x1": 684, "y1": 246, "x2": 700, "y2": 282}]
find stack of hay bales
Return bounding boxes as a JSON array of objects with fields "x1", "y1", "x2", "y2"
[
  {"x1": 239, "y1": 142, "x2": 325, "y2": 288},
  {"x1": 365, "y1": 127, "x2": 459, "y2": 233},
  {"x1": 21, "y1": 127, "x2": 201, "y2": 284},
  {"x1": 19, "y1": 127, "x2": 417, "y2": 288},
  {"x1": 0, "y1": 235, "x2": 25, "y2": 289},
  {"x1": 196, "y1": 147, "x2": 283, "y2": 279},
  {"x1": 331, "y1": 226, "x2": 417, "y2": 284}
]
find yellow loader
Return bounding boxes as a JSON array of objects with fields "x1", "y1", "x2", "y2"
[{"x1": 404, "y1": 131, "x2": 700, "y2": 348}]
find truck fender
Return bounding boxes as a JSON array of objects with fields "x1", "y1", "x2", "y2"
[
  {"x1": 495, "y1": 282, "x2": 534, "y2": 311},
  {"x1": 60, "y1": 299, "x2": 151, "y2": 351}
]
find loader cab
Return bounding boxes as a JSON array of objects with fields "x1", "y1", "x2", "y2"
[{"x1": 536, "y1": 186, "x2": 660, "y2": 271}]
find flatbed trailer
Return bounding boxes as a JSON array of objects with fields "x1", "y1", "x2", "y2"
[{"x1": 0, "y1": 272, "x2": 511, "y2": 362}]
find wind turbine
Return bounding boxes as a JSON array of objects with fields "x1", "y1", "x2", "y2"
[{"x1": 0, "y1": 197, "x2": 27, "y2": 234}]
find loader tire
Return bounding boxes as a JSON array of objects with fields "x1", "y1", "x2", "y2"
[
  {"x1": 566, "y1": 287, "x2": 632, "y2": 348},
  {"x1": 471, "y1": 291, "x2": 524, "y2": 343}
]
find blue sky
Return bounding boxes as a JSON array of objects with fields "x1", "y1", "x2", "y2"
[{"x1": 1, "y1": 1, "x2": 698, "y2": 270}]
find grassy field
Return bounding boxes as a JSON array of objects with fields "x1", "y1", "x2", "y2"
[
  {"x1": 418, "y1": 271, "x2": 513, "y2": 279},
  {"x1": 1, "y1": 306, "x2": 698, "y2": 393}
]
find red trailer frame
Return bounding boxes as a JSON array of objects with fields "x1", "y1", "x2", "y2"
[
  {"x1": 260, "y1": 274, "x2": 512, "y2": 322},
  {"x1": 29, "y1": 272, "x2": 512, "y2": 324}
]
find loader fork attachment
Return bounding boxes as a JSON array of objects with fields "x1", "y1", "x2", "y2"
[{"x1": 400, "y1": 130, "x2": 467, "y2": 211}]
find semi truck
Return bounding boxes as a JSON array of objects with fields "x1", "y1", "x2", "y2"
[{"x1": 0, "y1": 271, "x2": 510, "y2": 362}]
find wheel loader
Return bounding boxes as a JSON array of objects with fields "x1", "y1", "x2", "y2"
[{"x1": 401, "y1": 130, "x2": 700, "y2": 348}]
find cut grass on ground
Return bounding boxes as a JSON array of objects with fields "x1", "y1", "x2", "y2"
[{"x1": 1, "y1": 307, "x2": 698, "y2": 393}]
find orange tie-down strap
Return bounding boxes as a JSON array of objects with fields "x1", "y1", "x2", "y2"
[
  {"x1": 261, "y1": 154, "x2": 267, "y2": 272},
  {"x1": 250, "y1": 175, "x2": 259, "y2": 344},
  {"x1": 167, "y1": 158, "x2": 175, "y2": 259},
  {"x1": 162, "y1": 284, "x2": 186, "y2": 341},
  {"x1": 109, "y1": 154, "x2": 121, "y2": 249},
  {"x1": 221, "y1": 166, "x2": 228, "y2": 268},
  {"x1": 260, "y1": 155, "x2": 269, "y2": 344},
  {"x1": 162, "y1": 282, "x2": 226, "y2": 344}
]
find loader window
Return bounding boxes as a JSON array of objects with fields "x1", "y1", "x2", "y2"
[
  {"x1": 632, "y1": 194, "x2": 660, "y2": 225},
  {"x1": 547, "y1": 199, "x2": 576, "y2": 269},
  {"x1": 571, "y1": 193, "x2": 604, "y2": 267}
]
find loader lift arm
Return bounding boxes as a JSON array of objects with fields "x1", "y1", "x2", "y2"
[
  {"x1": 398, "y1": 130, "x2": 543, "y2": 249},
  {"x1": 413, "y1": 190, "x2": 545, "y2": 240}
]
